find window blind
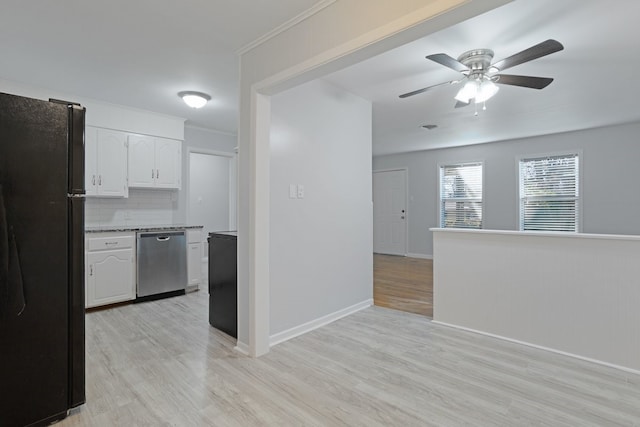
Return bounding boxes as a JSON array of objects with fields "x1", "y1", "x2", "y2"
[
  {"x1": 519, "y1": 154, "x2": 579, "y2": 232},
  {"x1": 440, "y1": 162, "x2": 482, "y2": 229}
]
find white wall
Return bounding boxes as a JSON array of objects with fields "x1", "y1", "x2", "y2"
[
  {"x1": 373, "y1": 121, "x2": 640, "y2": 257},
  {"x1": 238, "y1": 0, "x2": 512, "y2": 355},
  {"x1": 433, "y1": 228, "x2": 640, "y2": 373},
  {"x1": 268, "y1": 79, "x2": 373, "y2": 341}
]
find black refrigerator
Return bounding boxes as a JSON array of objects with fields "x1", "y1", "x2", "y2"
[{"x1": 0, "y1": 92, "x2": 86, "y2": 426}]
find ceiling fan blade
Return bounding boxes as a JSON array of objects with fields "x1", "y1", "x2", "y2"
[
  {"x1": 399, "y1": 80, "x2": 457, "y2": 98},
  {"x1": 495, "y1": 74, "x2": 554, "y2": 89},
  {"x1": 491, "y1": 39, "x2": 564, "y2": 72},
  {"x1": 454, "y1": 100, "x2": 470, "y2": 108},
  {"x1": 426, "y1": 53, "x2": 468, "y2": 73}
]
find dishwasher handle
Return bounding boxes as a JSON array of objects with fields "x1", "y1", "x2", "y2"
[{"x1": 157, "y1": 236, "x2": 171, "y2": 242}]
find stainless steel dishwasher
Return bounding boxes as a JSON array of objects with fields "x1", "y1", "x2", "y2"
[{"x1": 137, "y1": 231, "x2": 187, "y2": 299}]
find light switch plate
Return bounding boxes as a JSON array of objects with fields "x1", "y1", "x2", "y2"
[
  {"x1": 289, "y1": 184, "x2": 297, "y2": 199},
  {"x1": 297, "y1": 184, "x2": 305, "y2": 198}
]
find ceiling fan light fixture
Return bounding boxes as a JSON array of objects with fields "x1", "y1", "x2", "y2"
[
  {"x1": 475, "y1": 79, "x2": 499, "y2": 103},
  {"x1": 178, "y1": 91, "x2": 211, "y2": 109},
  {"x1": 454, "y1": 80, "x2": 478, "y2": 103}
]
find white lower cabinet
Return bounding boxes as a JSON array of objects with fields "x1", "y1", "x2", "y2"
[
  {"x1": 86, "y1": 233, "x2": 135, "y2": 308},
  {"x1": 187, "y1": 229, "x2": 202, "y2": 288}
]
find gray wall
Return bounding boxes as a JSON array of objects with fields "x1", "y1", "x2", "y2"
[{"x1": 373, "y1": 121, "x2": 640, "y2": 257}]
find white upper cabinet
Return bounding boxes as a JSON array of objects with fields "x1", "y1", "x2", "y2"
[
  {"x1": 155, "y1": 138, "x2": 181, "y2": 188},
  {"x1": 85, "y1": 127, "x2": 129, "y2": 198},
  {"x1": 128, "y1": 135, "x2": 182, "y2": 189},
  {"x1": 127, "y1": 135, "x2": 155, "y2": 188}
]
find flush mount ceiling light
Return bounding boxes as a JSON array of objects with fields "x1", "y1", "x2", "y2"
[{"x1": 178, "y1": 91, "x2": 211, "y2": 109}]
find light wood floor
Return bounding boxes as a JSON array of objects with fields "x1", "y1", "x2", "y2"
[
  {"x1": 60, "y1": 290, "x2": 640, "y2": 426},
  {"x1": 374, "y1": 254, "x2": 433, "y2": 317}
]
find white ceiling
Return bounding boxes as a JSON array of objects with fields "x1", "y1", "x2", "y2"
[
  {"x1": 0, "y1": 0, "x2": 318, "y2": 134},
  {"x1": 325, "y1": 0, "x2": 640, "y2": 156},
  {"x1": 2, "y1": 1, "x2": 639, "y2": 156}
]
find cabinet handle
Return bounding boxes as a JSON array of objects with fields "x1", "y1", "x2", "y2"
[
  {"x1": 98, "y1": 175, "x2": 102, "y2": 185},
  {"x1": 92, "y1": 175, "x2": 96, "y2": 185},
  {"x1": 89, "y1": 265, "x2": 93, "y2": 276},
  {"x1": 152, "y1": 169, "x2": 154, "y2": 179},
  {"x1": 156, "y1": 169, "x2": 159, "y2": 179}
]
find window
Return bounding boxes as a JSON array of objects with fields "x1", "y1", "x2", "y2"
[
  {"x1": 519, "y1": 153, "x2": 579, "y2": 232},
  {"x1": 439, "y1": 162, "x2": 483, "y2": 229}
]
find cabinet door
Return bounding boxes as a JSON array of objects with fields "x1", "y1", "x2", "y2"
[
  {"x1": 86, "y1": 248, "x2": 135, "y2": 308},
  {"x1": 85, "y1": 127, "x2": 98, "y2": 196},
  {"x1": 187, "y1": 242, "x2": 202, "y2": 286},
  {"x1": 128, "y1": 134, "x2": 156, "y2": 188},
  {"x1": 96, "y1": 129, "x2": 128, "y2": 197},
  {"x1": 155, "y1": 138, "x2": 182, "y2": 189}
]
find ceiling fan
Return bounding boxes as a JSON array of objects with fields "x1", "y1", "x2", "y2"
[{"x1": 399, "y1": 39, "x2": 564, "y2": 109}]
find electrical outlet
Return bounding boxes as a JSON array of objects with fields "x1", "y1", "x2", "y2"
[
  {"x1": 297, "y1": 184, "x2": 304, "y2": 199},
  {"x1": 289, "y1": 184, "x2": 297, "y2": 199}
]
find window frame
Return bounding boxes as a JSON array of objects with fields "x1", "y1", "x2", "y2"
[
  {"x1": 517, "y1": 150, "x2": 582, "y2": 233},
  {"x1": 437, "y1": 160, "x2": 484, "y2": 229}
]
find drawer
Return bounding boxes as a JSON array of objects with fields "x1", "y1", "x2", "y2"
[{"x1": 87, "y1": 235, "x2": 135, "y2": 251}]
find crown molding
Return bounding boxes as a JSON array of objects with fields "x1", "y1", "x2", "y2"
[{"x1": 237, "y1": 0, "x2": 337, "y2": 56}]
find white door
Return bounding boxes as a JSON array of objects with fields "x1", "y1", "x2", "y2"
[{"x1": 373, "y1": 169, "x2": 407, "y2": 255}]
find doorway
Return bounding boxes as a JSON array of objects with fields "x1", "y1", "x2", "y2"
[
  {"x1": 188, "y1": 151, "x2": 235, "y2": 282},
  {"x1": 188, "y1": 151, "x2": 233, "y2": 234},
  {"x1": 372, "y1": 169, "x2": 432, "y2": 317}
]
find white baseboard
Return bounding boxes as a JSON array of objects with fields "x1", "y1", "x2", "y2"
[
  {"x1": 234, "y1": 341, "x2": 249, "y2": 356},
  {"x1": 406, "y1": 253, "x2": 433, "y2": 260},
  {"x1": 269, "y1": 299, "x2": 373, "y2": 347},
  {"x1": 432, "y1": 320, "x2": 640, "y2": 376}
]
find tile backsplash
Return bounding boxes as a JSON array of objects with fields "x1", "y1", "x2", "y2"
[{"x1": 85, "y1": 189, "x2": 179, "y2": 228}]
